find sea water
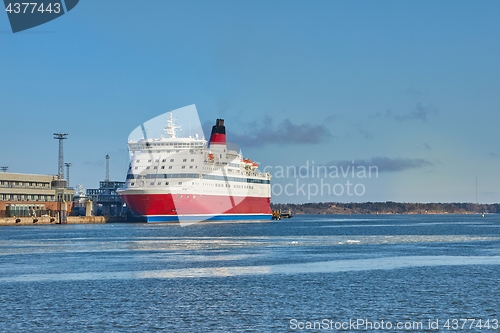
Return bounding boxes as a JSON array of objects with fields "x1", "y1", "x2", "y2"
[{"x1": 1, "y1": 215, "x2": 499, "y2": 332}]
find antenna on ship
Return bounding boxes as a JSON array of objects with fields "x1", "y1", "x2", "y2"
[{"x1": 165, "y1": 110, "x2": 181, "y2": 138}]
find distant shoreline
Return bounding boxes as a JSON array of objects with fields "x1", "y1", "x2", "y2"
[{"x1": 271, "y1": 202, "x2": 499, "y2": 215}]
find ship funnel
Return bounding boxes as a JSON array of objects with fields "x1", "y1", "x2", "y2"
[{"x1": 209, "y1": 118, "x2": 226, "y2": 145}]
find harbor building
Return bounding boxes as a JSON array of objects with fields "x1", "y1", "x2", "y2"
[
  {"x1": 84, "y1": 155, "x2": 126, "y2": 217},
  {"x1": 86, "y1": 180, "x2": 125, "y2": 216},
  {"x1": 0, "y1": 172, "x2": 74, "y2": 217}
]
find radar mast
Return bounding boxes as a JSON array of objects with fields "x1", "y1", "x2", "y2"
[{"x1": 164, "y1": 111, "x2": 181, "y2": 138}]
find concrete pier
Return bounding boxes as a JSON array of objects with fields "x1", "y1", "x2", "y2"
[{"x1": 0, "y1": 215, "x2": 106, "y2": 226}]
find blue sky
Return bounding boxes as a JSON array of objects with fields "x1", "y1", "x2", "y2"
[{"x1": 1, "y1": 1, "x2": 500, "y2": 203}]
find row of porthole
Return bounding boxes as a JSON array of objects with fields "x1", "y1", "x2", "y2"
[
  {"x1": 130, "y1": 182, "x2": 254, "y2": 190},
  {"x1": 136, "y1": 158, "x2": 196, "y2": 163},
  {"x1": 132, "y1": 165, "x2": 199, "y2": 171}
]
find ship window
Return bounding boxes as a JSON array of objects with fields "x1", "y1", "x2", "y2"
[
  {"x1": 165, "y1": 182, "x2": 169, "y2": 185},
  {"x1": 170, "y1": 159, "x2": 174, "y2": 162},
  {"x1": 136, "y1": 160, "x2": 140, "y2": 163},
  {"x1": 178, "y1": 182, "x2": 182, "y2": 185},
  {"x1": 181, "y1": 166, "x2": 185, "y2": 169},
  {"x1": 191, "y1": 159, "x2": 194, "y2": 162},
  {"x1": 148, "y1": 159, "x2": 152, "y2": 162},
  {"x1": 155, "y1": 159, "x2": 159, "y2": 162},
  {"x1": 154, "y1": 166, "x2": 158, "y2": 169},
  {"x1": 150, "y1": 182, "x2": 154, "y2": 185},
  {"x1": 146, "y1": 166, "x2": 150, "y2": 169},
  {"x1": 169, "y1": 166, "x2": 173, "y2": 169},
  {"x1": 134, "y1": 167, "x2": 138, "y2": 170},
  {"x1": 183, "y1": 159, "x2": 187, "y2": 162},
  {"x1": 189, "y1": 166, "x2": 193, "y2": 169},
  {"x1": 157, "y1": 182, "x2": 161, "y2": 185},
  {"x1": 161, "y1": 166, "x2": 165, "y2": 169},
  {"x1": 162, "y1": 159, "x2": 166, "y2": 162},
  {"x1": 131, "y1": 182, "x2": 135, "y2": 186}
]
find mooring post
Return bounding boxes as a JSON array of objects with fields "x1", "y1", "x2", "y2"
[{"x1": 60, "y1": 201, "x2": 68, "y2": 224}]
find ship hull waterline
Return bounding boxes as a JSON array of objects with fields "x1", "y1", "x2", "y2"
[{"x1": 120, "y1": 192, "x2": 272, "y2": 223}]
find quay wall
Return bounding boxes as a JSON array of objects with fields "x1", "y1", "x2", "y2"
[{"x1": 1, "y1": 216, "x2": 106, "y2": 226}]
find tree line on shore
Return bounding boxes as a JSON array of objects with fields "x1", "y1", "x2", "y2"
[{"x1": 270, "y1": 202, "x2": 500, "y2": 215}]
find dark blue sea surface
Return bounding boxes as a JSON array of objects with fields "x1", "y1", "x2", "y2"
[{"x1": 1, "y1": 215, "x2": 499, "y2": 332}]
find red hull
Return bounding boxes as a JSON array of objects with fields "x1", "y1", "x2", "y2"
[{"x1": 120, "y1": 193, "x2": 272, "y2": 216}]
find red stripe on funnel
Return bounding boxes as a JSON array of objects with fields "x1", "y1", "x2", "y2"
[{"x1": 210, "y1": 133, "x2": 226, "y2": 144}]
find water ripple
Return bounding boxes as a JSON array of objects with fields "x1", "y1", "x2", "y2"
[{"x1": 2, "y1": 255, "x2": 499, "y2": 283}]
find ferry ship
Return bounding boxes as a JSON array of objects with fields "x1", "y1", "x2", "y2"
[{"x1": 117, "y1": 105, "x2": 272, "y2": 223}]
